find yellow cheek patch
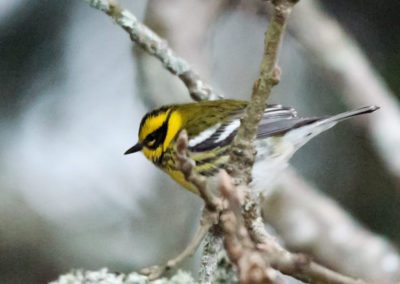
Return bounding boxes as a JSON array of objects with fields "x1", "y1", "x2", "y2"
[
  {"x1": 163, "y1": 111, "x2": 183, "y2": 151},
  {"x1": 143, "y1": 146, "x2": 163, "y2": 162}
]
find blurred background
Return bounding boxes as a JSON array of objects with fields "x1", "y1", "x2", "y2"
[{"x1": 1, "y1": 0, "x2": 399, "y2": 283}]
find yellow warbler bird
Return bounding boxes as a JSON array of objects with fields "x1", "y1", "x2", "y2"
[{"x1": 124, "y1": 100, "x2": 378, "y2": 193}]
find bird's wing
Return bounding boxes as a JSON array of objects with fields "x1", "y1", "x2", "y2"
[
  {"x1": 257, "y1": 104, "x2": 318, "y2": 139},
  {"x1": 188, "y1": 104, "x2": 317, "y2": 152},
  {"x1": 188, "y1": 118, "x2": 240, "y2": 152}
]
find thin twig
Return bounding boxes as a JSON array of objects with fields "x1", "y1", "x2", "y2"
[
  {"x1": 228, "y1": 0, "x2": 298, "y2": 184},
  {"x1": 227, "y1": 0, "x2": 297, "y2": 249},
  {"x1": 84, "y1": 0, "x2": 220, "y2": 101},
  {"x1": 270, "y1": 253, "x2": 365, "y2": 284},
  {"x1": 176, "y1": 130, "x2": 222, "y2": 212},
  {"x1": 140, "y1": 208, "x2": 215, "y2": 280}
]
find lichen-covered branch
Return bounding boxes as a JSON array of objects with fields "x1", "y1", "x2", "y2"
[
  {"x1": 84, "y1": 0, "x2": 220, "y2": 101},
  {"x1": 198, "y1": 226, "x2": 226, "y2": 284},
  {"x1": 219, "y1": 171, "x2": 365, "y2": 284},
  {"x1": 50, "y1": 269, "x2": 196, "y2": 284}
]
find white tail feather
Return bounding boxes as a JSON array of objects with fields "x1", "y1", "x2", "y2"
[
  {"x1": 285, "y1": 105, "x2": 379, "y2": 148},
  {"x1": 316, "y1": 105, "x2": 379, "y2": 126}
]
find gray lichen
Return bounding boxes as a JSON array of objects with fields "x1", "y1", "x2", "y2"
[{"x1": 50, "y1": 269, "x2": 196, "y2": 284}]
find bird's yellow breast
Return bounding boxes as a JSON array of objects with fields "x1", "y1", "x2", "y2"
[
  {"x1": 165, "y1": 168, "x2": 199, "y2": 194},
  {"x1": 163, "y1": 111, "x2": 183, "y2": 151}
]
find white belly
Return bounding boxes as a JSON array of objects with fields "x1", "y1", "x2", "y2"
[{"x1": 250, "y1": 137, "x2": 296, "y2": 194}]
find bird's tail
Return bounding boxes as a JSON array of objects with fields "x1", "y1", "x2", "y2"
[
  {"x1": 285, "y1": 105, "x2": 379, "y2": 148},
  {"x1": 316, "y1": 105, "x2": 379, "y2": 126}
]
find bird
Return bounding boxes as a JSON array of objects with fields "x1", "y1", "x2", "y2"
[{"x1": 124, "y1": 99, "x2": 379, "y2": 194}]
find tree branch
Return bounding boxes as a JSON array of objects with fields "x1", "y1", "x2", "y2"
[
  {"x1": 198, "y1": 226, "x2": 225, "y2": 284},
  {"x1": 234, "y1": 1, "x2": 400, "y2": 282},
  {"x1": 227, "y1": 0, "x2": 297, "y2": 254},
  {"x1": 219, "y1": 171, "x2": 365, "y2": 284},
  {"x1": 228, "y1": 0, "x2": 298, "y2": 185},
  {"x1": 84, "y1": 0, "x2": 220, "y2": 102},
  {"x1": 174, "y1": 133, "x2": 365, "y2": 283}
]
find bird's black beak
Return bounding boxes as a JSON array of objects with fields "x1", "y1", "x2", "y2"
[{"x1": 124, "y1": 143, "x2": 142, "y2": 155}]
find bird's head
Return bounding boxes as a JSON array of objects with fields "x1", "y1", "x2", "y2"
[{"x1": 124, "y1": 106, "x2": 183, "y2": 163}]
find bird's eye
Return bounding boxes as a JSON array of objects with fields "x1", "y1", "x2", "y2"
[{"x1": 145, "y1": 133, "x2": 157, "y2": 147}]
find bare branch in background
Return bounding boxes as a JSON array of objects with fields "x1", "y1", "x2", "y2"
[
  {"x1": 288, "y1": 0, "x2": 400, "y2": 184},
  {"x1": 85, "y1": 0, "x2": 220, "y2": 101},
  {"x1": 144, "y1": 0, "x2": 231, "y2": 81},
  {"x1": 263, "y1": 168, "x2": 400, "y2": 283},
  {"x1": 137, "y1": 0, "x2": 231, "y2": 107}
]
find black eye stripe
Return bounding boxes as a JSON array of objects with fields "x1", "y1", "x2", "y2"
[
  {"x1": 144, "y1": 111, "x2": 172, "y2": 150},
  {"x1": 145, "y1": 127, "x2": 166, "y2": 149}
]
